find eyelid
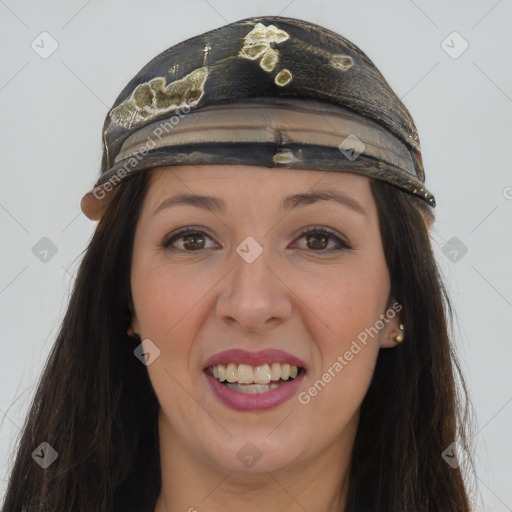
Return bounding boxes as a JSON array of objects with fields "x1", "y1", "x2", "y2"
[
  {"x1": 161, "y1": 227, "x2": 220, "y2": 251},
  {"x1": 291, "y1": 225, "x2": 352, "y2": 251}
]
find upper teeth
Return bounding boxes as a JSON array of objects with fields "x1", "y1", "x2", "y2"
[{"x1": 212, "y1": 363, "x2": 299, "y2": 384}]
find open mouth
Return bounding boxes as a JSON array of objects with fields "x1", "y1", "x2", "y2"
[{"x1": 205, "y1": 362, "x2": 304, "y2": 395}]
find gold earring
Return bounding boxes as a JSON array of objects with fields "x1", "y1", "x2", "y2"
[
  {"x1": 127, "y1": 325, "x2": 140, "y2": 338},
  {"x1": 394, "y1": 324, "x2": 405, "y2": 344}
]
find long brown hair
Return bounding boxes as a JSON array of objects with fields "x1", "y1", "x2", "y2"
[
  {"x1": 2, "y1": 171, "x2": 475, "y2": 511},
  {"x1": 346, "y1": 180, "x2": 475, "y2": 511}
]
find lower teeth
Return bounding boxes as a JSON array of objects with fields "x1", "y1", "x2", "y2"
[
  {"x1": 224, "y1": 382, "x2": 280, "y2": 394},
  {"x1": 222, "y1": 378, "x2": 294, "y2": 394}
]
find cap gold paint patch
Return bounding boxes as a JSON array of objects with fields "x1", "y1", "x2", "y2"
[{"x1": 109, "y1": 66, "x2": 209, "y2": 130}]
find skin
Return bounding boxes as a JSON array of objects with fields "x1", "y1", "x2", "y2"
[{"x1": 129, "y1": 164, "x2": 402, "y2": 512}]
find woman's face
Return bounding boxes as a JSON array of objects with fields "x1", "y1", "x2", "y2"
[{"x1": 130, "y1": 165, "x2": 400, "y2": 475}]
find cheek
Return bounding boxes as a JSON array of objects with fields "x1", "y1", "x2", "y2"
[
  {"x1": 298, "y1": 257, "x2": 390, "y2": 348},
  {"x1": 293, "y1": 255, "x2": 390, "y2": 415},
  {"x1": 133, "y1": 254, "x2": 212, "y2": 327},
  {"x1": 130, "y1": 261, "x2": 219, "y2": 371},
  {"x1": 130, "y1": 264, "x2": 216, "y2": 427}
]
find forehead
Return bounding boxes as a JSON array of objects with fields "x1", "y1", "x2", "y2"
[
  {"x1": 147, "y1": 164, "x2": 373, "y2": 200},
  {"x1": 139, "y1": 165, "x2": 378, "y2": 228}
]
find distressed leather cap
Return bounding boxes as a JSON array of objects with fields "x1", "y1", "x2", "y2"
[{"x1": 81, "y1": 15, "x2": 435, "y2": 220}]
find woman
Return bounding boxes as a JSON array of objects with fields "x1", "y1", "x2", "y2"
[{"x1": 2, "y1": 16, "x2": 474, "y2": 512}]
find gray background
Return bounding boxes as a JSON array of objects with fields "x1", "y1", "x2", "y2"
[{"x1": 1, "y1": 0, "x2": 511, "y2": 509}]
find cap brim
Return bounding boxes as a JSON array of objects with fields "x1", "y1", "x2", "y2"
[{"x1": 81, "y1": 99, "x2": 434, "y2": 220}]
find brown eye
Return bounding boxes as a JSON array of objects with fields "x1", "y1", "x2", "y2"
[
  {"x1": 181, "y1": 233, "x2": 205, "y2": 250},
  {"x1": 162, "y1": 229, "x2": 218, "y2": 252},
  {"x1": 305, "y1": 231, "x2": 329, "y2": 250},
  {"x1": 294, "y1": 227, "x2": 351, "y2": 252}
]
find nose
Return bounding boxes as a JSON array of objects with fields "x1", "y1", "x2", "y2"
[{"x1": 215, "y1": 241, "x2": 293, "y2": 333}]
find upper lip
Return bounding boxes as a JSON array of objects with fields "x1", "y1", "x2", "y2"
[{"x1": 203, "y1": 349, "x2": 306, "y2": 370}]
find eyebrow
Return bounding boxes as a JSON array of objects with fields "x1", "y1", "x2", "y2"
[
  {"x1": 281, "y1": 189, "x2": 367, "y2": 216},
  {"x1": 153, "y1": 188, "x2": 367, "y2": 217}
]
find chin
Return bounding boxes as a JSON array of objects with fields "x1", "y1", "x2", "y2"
[{"x1": 197, "y1": 429, "x2": 308, "y2": 474}]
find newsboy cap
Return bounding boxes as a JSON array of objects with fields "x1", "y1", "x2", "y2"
[{"x1": 80, "y1": 15, "x2": 435, "y2": 220}]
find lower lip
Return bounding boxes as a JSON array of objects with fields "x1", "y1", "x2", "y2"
[{"x1": 205, "y1": 371, "x2": 305, "y2": 412}]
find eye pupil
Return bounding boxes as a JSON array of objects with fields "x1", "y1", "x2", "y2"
[
  {"x1": 306, "y1": 232, "x2": 328, "y2": 250},
  {"x1": 183, "y1": 234, "x2": 204, "y2": 250}
]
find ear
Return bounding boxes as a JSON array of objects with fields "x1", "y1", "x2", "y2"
[
  {"x1": 127, "y1": 298, "x2": 140, "y2": 337},
  {"x1": 379, "y1": 298, "x2": 404, "y2": 349},
  {"x1": 127, "y1": 317, "x2": 140, "y2": 337}
]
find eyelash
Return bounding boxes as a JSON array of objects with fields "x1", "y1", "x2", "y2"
[{"x1": 161, "y1": 226, "x2": 352, "y2": 253}]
